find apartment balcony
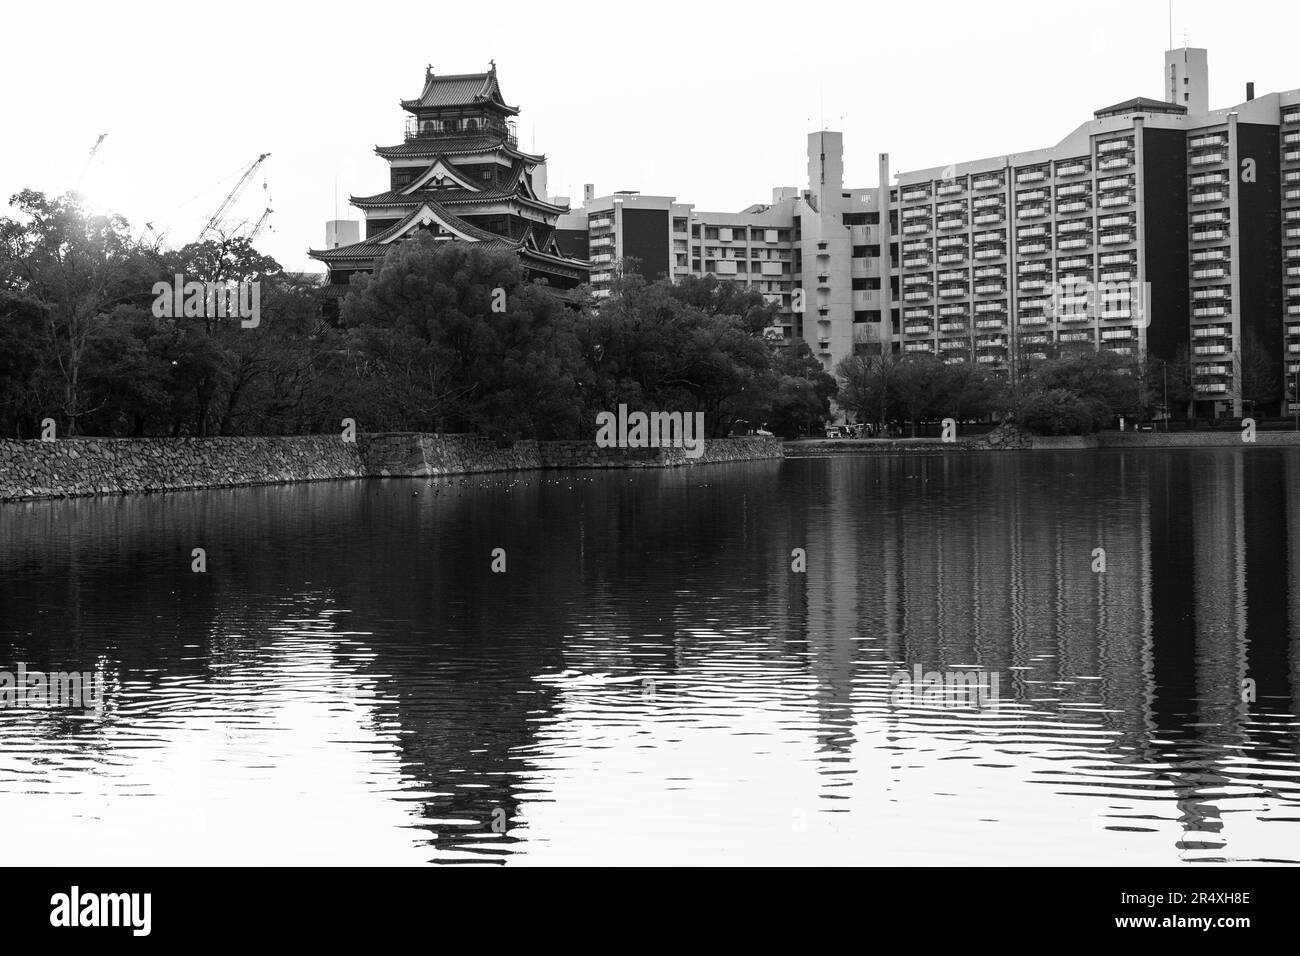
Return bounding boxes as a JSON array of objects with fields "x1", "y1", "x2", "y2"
[
  {"x1": 903, "y1": 256, "x2": 930, "y2": 268},
  {"x1": 1191, "y1": 172, "x2": 1229, "y2": 187},
  {"x1": 976, "y1": 355, "x2": 1001, "y2": 363},
  {"x1": 1099, "y1": 194, "x2": 1133, "y2": 208},
  {"x1": 940, "y1": 340, "x2": 968, "y2": 351},
  {"x1": 1285, "y1": 110, "x2": 1300, "y2": 125},
  {"x1": 1289, "y1": 303, "x2": 1300, "y2": 315},
  {"x1": 1057, "y1": 184, "x2": 1088, "y2": 198},
  {"x1": 1193, "y1": 229, "x2": 1227, "y2": 242},
  {"x1": 938, "y1": 269, "x2": 966, "y2": 282},
  {"x1": 1100, "y1": 232, "x2": 1134, "y2": 245},
  {"x1": 1193, "y1": 267, "x2": 1228, "y2": 280},
  {"x1": 902, "y1": 224, "x2": 930, "y2": 235},
  {"x1": 903, "y1": 291, "x2": 931, "y2": 301},
  {"x1": 1020, "y1": 335, "x2": 1050, "y2": 346},
  {"x1": 904, "y1": 342, "x2": 934, "y2": 353},
  {"x1": 937, "y1": 252, "x2": 966, "y2": 265},
  {"x1": 1192, "y1": 325, "x2": 1230, "y2": 338},
  {"x1": 1194, "y1": 344, "x2": 1230, "y2": 355},
  {"x1": 1288, "y1": 248, "x2": 1300, "y2": 259},
  {"x1": 1018, "y1": 279, "x2": 1047, "y2": 292},
  {"x1": 1095, "y1": 216, "x2": 1128, "y2": 230},
  {"x1": 1193, "y1": 306, "x2": 1228, "y2": 317},
  {"x1": 974, "y1": 176, "x2": 1003, "y2": 190},
  {"x1": 1191, "y1": 211, "x2": 1227, "y2": 224},
  {"x1": 1019, "y1": 316, "x2": 1048, "y2": 327},
  {"x1": 1018, "y1": 226, "x2": 1047, "y2": 239},
  {"x1": 1103, "y1": 311, "x2": 1137, "y2": 323},
  {"x1": 902, "y1": 240, "x2": 930, "y2": 254},
  {"x1": 975, "y1": 267, "x2": 1007, "y2": 280},
  {"x1": 1100, "y1": 252, "x2": 1133, "y2": 265},
  {"x1": 976, "y1": 337, "x2": 1006, "y2": 348},
  {"x1": 1196, "y1": 382, "x2": 1229, "y2": 393},
  {"x1": 937, "y1": 201, "x2": 966, "y2": 215},
  {"x1": 938, "y1": 235, "x2": 966, "y2": 248},
  {"x1": 588, "y1": 219, "x2": 614, "y2": 233},
  {"x1": 975, "y1": 283, "x2": 1005, "y2": 295},
  {"x1": 939, "y1": 304, "x2": 967, "y2": 316},
  {"x1": 940, "y1": 322, "x2": 967, "y2": 333},
  {"x1": 904, "y1": 307, "x2": 932, "y2": 320},
  {"x1": 1189, "y1": 134, "x2": 1228, "y2": 150},
  {"x1": 1058, "y1": 257, "x2": 1090, "y2": 270},
  {"x1": 1288, "y1": 266, "x2": 1300, "y2": 277},
  {"x1": 905, "y1": 324, "x2": 933, "y2": 335},
  {"x1": 901, "y1": 189, "x2": 930, "y2": 203},
  {"x1": 939, "y1": 287, "x2": 968, "y2": 299},
  {"x1": 975, "y1": 303, "x2": 1006, "y2": 315},
  {"x1": 1019, "y1": 241, "x2": 1048, "y2": 254},
  {"x1": 1195, "y1": 364, "x2": 1230, "y2": 375},
  {"x1": 1192, "y1": 249, "x2": 1227, "y2": 262},
  {"x1": 1098, "y1": 157, "x2": 1132, "y2": 171},
  {"x1": 1286, "y1": 172, "x2": 1300, "y2": 185},
  {"x1": 1286, "y1": 131, "x2": 1300, "y2": 146},
  {"x1": 1016, "y1": 170, "x2": 1046, "y2": 184},
  {"x1": 1098, "y1": 138, "x2": 1132, "y2": 153},
  {"x1": 1058, "y1": 238, "x2": 1089, "y2": 250},
  {"x1": 1100, "y1": 328, "x2": 1135, "y2": 340},
  {"x1": 1057, "y1": 163, "x2": 1088, "y2": 177},
  {"x1": 974, "y1": 247, "x2": 1005, "y2": 260},
  {"x1": 937, "y1": 182, "x2": 965, "y2": 196},
  {"x1": 1018, "y1": 189, "x2": 1048, "y2": 203},
  {"x1": 1098, "y1": 176, "x2": 1131, "y2": 191},
  {"x1": 938, "y1": 217, "x2": 966, "y2": 231},
  {"x1": 1193, "y1": 287, "x2": 1228, "y2": 299},
  {"x1": 1192, "y1": 191, "x2": 1226, "y2": 204},
  {"x1": 1287, "y1": 150, "x2": 1300, "y2": 163},
  {"x1": 1287, "y1": 189, "x2": 1300, "y2": 201},
  {"x1": 973, "y1": 213, "x2": 1003, "y2": 226},
  {"x1": 1190, "y1": 152, "x2": 1226, "y2": 166},
  {"x1": 590, "y1": 253, "x2": 613, "y2": 264}
]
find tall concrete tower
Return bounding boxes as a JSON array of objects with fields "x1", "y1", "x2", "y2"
[{"x1": 1165, "y1": 47, "x2": 1208, "y2": 115}]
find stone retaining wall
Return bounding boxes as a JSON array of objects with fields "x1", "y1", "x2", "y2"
[{"x1": 0, "y1": 434, "x2": 784, "y2": 501}]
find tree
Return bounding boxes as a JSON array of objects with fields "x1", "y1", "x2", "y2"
[{"x1": 0, "y1": 190, "x2": 161, "y2": 434}]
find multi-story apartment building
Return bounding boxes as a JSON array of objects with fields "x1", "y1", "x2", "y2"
[
  {"x1": 557, "y1": 47, "x2": 1300, "y2": 418},
  {"x1": 554, "y1": 132, "x2": 893, "y2": 372},
  {"x1": 892, "y1": 46, "x2": 1300, "y2": 417}
]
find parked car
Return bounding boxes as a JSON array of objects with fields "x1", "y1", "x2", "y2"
[{"x1": 824, "y1": 425, "x2": 844, "y2": 439}]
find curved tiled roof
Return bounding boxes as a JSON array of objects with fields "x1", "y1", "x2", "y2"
[
  {"x1": 375, "y1": 138, "x2": 545, "y2": 164},
  {"x1": 307, "y1": 201, "x2": 521, "y2": 262},
  {"x1": 400, "y1": 68, "x2": 520, "y2": 115}
]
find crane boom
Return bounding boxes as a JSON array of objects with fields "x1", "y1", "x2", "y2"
[
  {"x1": 248, "y1": 207, "x2": 274, "y2": 242},
  {"x1": 198, "y1": 152, "x2": 270, "y2": 241}
]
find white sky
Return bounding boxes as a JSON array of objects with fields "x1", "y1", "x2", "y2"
[{"x1": 2, "y1": 0, "x2": 1298, "y2": 275}]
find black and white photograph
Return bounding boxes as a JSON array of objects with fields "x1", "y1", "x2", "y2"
[{"x1": 0, "y1": 0, "x2": 1295, "y2": 933}]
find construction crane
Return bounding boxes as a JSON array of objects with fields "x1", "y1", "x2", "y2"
[
  {"x1": 197, "y1": 152, "x2": 270, "y2": 242},
  {"x1": 77, "y1": 133, "x2": 108, "y2": 188},
  {"x1": 248, "y1": 207, "x2": 274, "y2": 243}
]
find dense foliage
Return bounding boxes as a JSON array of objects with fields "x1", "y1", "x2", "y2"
[{"x1": 0, "y1": 191, "x2": 836, "y2": 441}]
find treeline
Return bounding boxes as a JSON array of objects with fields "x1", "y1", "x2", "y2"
[{"x1": 0, "y1": 190, "x2": 836, "y2": 441}]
